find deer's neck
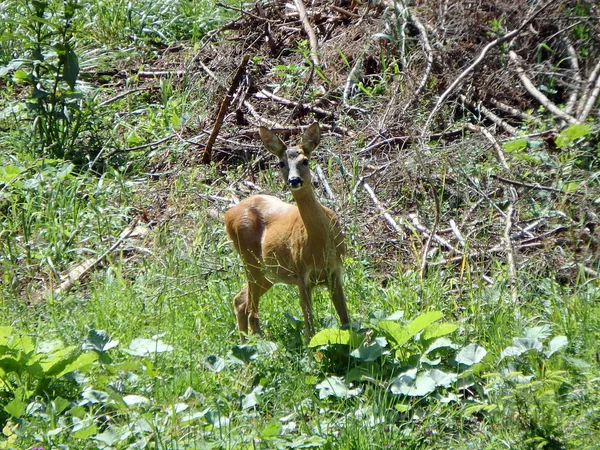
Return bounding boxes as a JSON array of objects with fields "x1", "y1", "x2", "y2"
[{"x1": 292, "y1": 187, "x2": 331, "y2": 239}]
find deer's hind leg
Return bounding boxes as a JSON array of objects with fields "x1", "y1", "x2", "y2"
[{"x1": 234, "y1": 270, "x2": 272, "y2": 341}]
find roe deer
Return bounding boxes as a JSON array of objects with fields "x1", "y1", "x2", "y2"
[{"x1": 225, "y1": 123, "x2": 349, "y2": 342}]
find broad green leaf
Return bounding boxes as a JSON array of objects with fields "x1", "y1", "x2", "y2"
[
  {"x1": 455, "y1": 344, "x2": 487, "y2": 366},
  {"x1": 241, "y1": 391, "x2": 260, "y2": 409},
  {"x1": 256, "y1": 340, "x2": 278, "y2": 355},
  {"x1": 126, "y1": 132, "x2": 144, "y2": 147},
  {"x1": 0, "y1": 326, "x2": 12, "y2": 343},
  {"x1": 561, "y1": 182, "x2": 580, "y2": 193},
  {"x1": 377, "y1": 320, "x2": 411, "y2": 347},
  {"x1": 261, "y1": 421, "x2": 282, "y2": 439},
  {"x1": 426, "y1": 369, "x2": 457, "y2": 388},
  {"x1": 316, "y1": 376, "x2": 361, "y2": 399},
  {"x1": 230, "y1": 344, "x2": 258, "y2": 363},
  {"x1": 4, "y1": 398, "x2": 26, "y2": 418},
  {"x1": 523, "y1": 325, "x2": 552, "y2": 340},
  {"x1": 555, "y1": 123, "x2": 592, "y2": 148},
  {"x1": 0, "y1": 166, "x2": 22, "y2": 183},
  {"x1": 73, "y1": 424, "x2": 98, "y2": 439},
  {"x1": 513, "y1": 337, "x2": 543, "y2": 353},
  {"x1": 13, "y1": 69, "x2": 32, "y2": 83},
  {"x1": 308, "y1": 329, "x2": 350, "y2": 347},
  {"x1": 126, "y1": 338, "x2": 173, "y2": 356},
  {"x1": 545, "y1": 336, "x2": 568, "y2": 358},
  {"x1": 122, "y1": 395, "x2": 150, "y2": 406},
  {"x1": 93, "y1": 427, "x2": 120, "y2": 446},
  {"x1": 202, "y1": 355, "x2": 225, "y2": 372},
  {"x1": 349, "y1": 337, "x2": 388, "y2": 362},
  {"x1": 422, "y1": 322, "x2": 458, "y2": 341},
  {"x1": 391, "y1": 370, "x2": 436, "y2": 397},
  {"x1": 407, "y1": 311, "x2": 444, "y2": 336},
  {"x1": 82, "y1": 329, "x2": 119, "y2": 353},
  {"x1": 503, "y1": 139, "x2": 528, "y2": 153},
  {"x1": 52, "y1": 397, "x2": 70, "y2": 415},
  {"x1": 49, "y1": 351, "x2": 97, "y2": 378},
  {"x1": 62, "y1": 48, "x2": 79, "y2": 89}
]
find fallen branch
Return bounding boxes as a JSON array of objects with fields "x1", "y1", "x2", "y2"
[
  {"x1": 460, "y1": 94, "x2": 517, "y2": 135},
  {"x1": 486, "y1": 98, "x2": 536, "y2": 121},
  {"x1": 293, "y1": 0, "x2": 320, "y2": 67},
  {"x1": 314, "y1": 164, "x2": 336, "y2": 201},
  {"x1": 492, "y1": 174, "x2": 584, "y2": 196},
  {"x1": 408, "y1": 213, "x2": 463, "y2": 255},
  {"x1": 333, "y1": 154, "x2": 404, "y2": 236},
  {"x1": 463, "y1": 123, "x2": 510, "y2": 170},
  {"x1": 509, "y1": 51, "x2": 579, "y2": 125},
  {"x1": 562, "y1": 38, "x2": 582, "y2": 117},
  {"x1": 401, "y1": 3, "x2": 434, "y2": 114},
  {"x1": 503, "y1": 192, "x2": 519, "y2": 303},
  {"x1": 49, "y1": 220, "x2": 146, "y2": 297},
  {"x1": 255, "y1": 89, "x2": 336, "y2": 119},
  {"x1": 577, "y1": 60, "x2": 600, "y2": 122},
  {"x1": 99, "y1": 88, "x2": 148, "y2": 107},
  {"x1": 203, "y1": 54, "x2": 250, "y2": 163}
]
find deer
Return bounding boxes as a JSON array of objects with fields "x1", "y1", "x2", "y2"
[{"x1": 224, "y1": 123, "x2": 350, "y2": 343}]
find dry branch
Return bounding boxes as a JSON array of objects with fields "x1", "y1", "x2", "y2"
[
  {"x1": 463, "y1": 123, "x2": 510, "y2": 170},
  {"x1": 503, "y1": 194, "x2": 518, "y2": 303},
  {"x1": 509, "y1": 51, "x2": 580, "y2": 125},
  {"x1": 49, "y1": 220, "x2": 146, "y2": 297},
  {"x1": 408, "y1": 213, "x2": 463, "y2": 255},
  {"x1": 577, "y1": 60, "x2": 600, "y2": 122},
  {"x1": 460, "y1": 95, "x2": 517, "y2": 135},
  {"x1": 203, "y1": 54, "x2": 250, "y2": 163},
  {"x1": 293, "y1": 0, "x2": 320, "y2": 67},
  {"x1": 255, "y1": 89, "x2": 336, "y2": 119},
  {"x1": 487, "y1": 98, "x2": 535, "y2": 121}
]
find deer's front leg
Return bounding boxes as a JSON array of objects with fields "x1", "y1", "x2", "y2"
[
  {"x1": 331, "y1": 269, "x2": 349, "y2": 326},
  {"x1": 298, "y1": 279, "x2": 315, "y2": 341}
]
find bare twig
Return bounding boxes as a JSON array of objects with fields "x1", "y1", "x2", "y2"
[
  {"x1": 460, "y1": 94, "x2": 517, "y2": 135},
  {"x1": 487, "y1": 98, "x2": 536, "y2": 121},
  {"x1": 509, "y1": 51, "x2": 580, "y2": 125},
  {"x1": 408, "y1": 213, "x2": 463, "y2": 255},
  {"x1": 576, "y1": 60, "x2": 600, "y2": 118},
  {"x1": 50, "y1": 220, "x2": 144, "y2": 297},
  {"x1": 562, "y1": 39, "x2": 582, "y2": 117},
  {"x1": 256, "y1": 89, "x2": 336, "y2": 119},
  {"x1": 99, "y1": 88, "x2": 148, "y2": 107},
  {"x1": 203, "y1": 54, "x2": 250, "y2": 163},
  {"x1": 333, "y1": 154, "x2": 404, "y2": 236},
  {"x1": 463, "y1": 123, "x2": 510, "y2": 170},
  {"x1": 330, "y1": 5, "x2": 360, "y2": 19},
  {"x1": 577, "y1": 60, "x2": 600, "y2": 122},
  {"x1": 314, "y1": 164, "x2": 336, "y2": 202},
  {"x1": 401, "y1": 4, "x2": 434, "y2": 115},
  {"x1": 293, "y1": 0, "x2": 320, "y2": 67},
  {"x1": 503, "y1": 191, "x2": 519, "y2": 303},
  {"x1": 492, "y1": 174, "x2": 584, "y2": 196}
]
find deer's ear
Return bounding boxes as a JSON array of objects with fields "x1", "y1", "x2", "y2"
[
  {"x1": 259, "y1": 127, "x2": 286, "y2": 159},
  {"x1": 301, "y1": 123, "x2": 321, "y2": 155}
]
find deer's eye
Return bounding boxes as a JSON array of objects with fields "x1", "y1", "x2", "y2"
[
  {"x1": 278, "y1": 161, "x2": 286, "y2": 168},
  {"x1": 302, "y1": 159, "x2": 309, "y2": 166}
]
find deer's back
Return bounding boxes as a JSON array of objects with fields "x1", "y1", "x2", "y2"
[{"x1": 225, "y1": 194, "x2": 344, "y2": 284}]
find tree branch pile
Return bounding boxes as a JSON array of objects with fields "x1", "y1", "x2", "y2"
[{"x1": 135, "y1": 0, "x2": 599, "y2": 286}]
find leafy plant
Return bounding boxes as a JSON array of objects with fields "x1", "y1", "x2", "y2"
[
  {"x1": 1, "y1": 0, "x2": 87, "y2": 161},
  {"x1": 0, "y1": 326, "x2": 96, "y2": 423}
]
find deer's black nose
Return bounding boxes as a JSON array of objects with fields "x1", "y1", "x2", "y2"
[{"x1": 288, "y1": 177, "x2": 303, "y2": 189}]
